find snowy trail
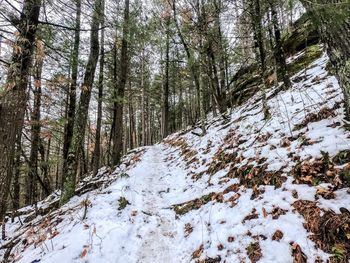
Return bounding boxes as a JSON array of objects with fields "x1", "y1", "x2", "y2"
[
  {"x1": 5, "y1": 50, "x2": 350, "y2": 263},
  {"x1": 129, "y1": 145, "x2": 180, "y2": 263}
]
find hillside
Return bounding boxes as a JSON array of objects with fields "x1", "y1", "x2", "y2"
[{"x1": 1, "y1": 44, "x2": 350, "y2": 263}]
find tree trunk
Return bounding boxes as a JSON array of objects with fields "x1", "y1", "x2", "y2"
[
  {"x1": 109, "y1": 43, "x2": 118, "y2": 166},
  {"x1": 93, "y1": 0, "x2": 105, "y2": 177},
  {"x1": 141, "y1": 49, "x2": 147, "y2": 146},
  {"x1": 300, "y1": 0, "x2": 350, "y2": 120},
  {"x1": 128, "y1": 79, "x2": 135, "y2": 149},
  {"x1": 214, "y1": 0, "x2": 227, "y2": 113},
  {"x1": 0, "y1": 0, "x2": 41, "y2": 223},
  {"x1": 12, "y1": 131, "x2": 22, "y2": 211},
  {"x1": 39, "y1": 137, "x2": 51, "y2": 198},
  {"x1": 162, "y1": 17, "x2": 170, "y2": 139},
  {"x1": 250, "y1": 0, "x2": 270, "y2": 119},
  {"x1": 111, "y1": 0, "x2": 130, "y2": 165},
  {"x1": 26, "y1": 46, "x2": 45, "y2": 205},
  {"x1": 61, "y1": 0, "x2": 102, "y2": 204},
  {"x1": 269, "y1": 0, "x2": 291, "y2": 89},
  {"x1": 172, "y1": 0, "x2": 206, "y2": 134},
  {"x1": 62, "y1": 0, "x2": 81, "y2": 188},
  {"x1": 177, "y1": 50, "x2": 184, "y2": 130}
]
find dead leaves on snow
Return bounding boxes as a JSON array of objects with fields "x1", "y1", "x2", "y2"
[
  {"x1": 316, "y1": 187, "x2": 336, "y2": 200},
  {"x1": 184, "y1": 223, "x2": 193, "y2": 237},
  {"x1": 192, "y1": 244, "x2": 204, "y2": 258},
  {"x1": 272, "y1": 230, "x2": 284, "y2": 241},
  {"x1": 293, "y1": 103, "x2": 341, "y2": 131},
  {"x1": 292, "y1": 151, "x2": 350, "y2": 191},
  {"x1": 243, "y1": 208, "x2": 259, "y2": 223},
  {"x1": 291, "y1": 243, "x2": 308, "y2": 263},
  {"x1": 293, "y1": 200, "x2": 321, "y2": 233},
  {"x1": 293, "y1": 200, "x2": 350, "y2": 261},
  {"x1": 173, "y1": 193, "x2": 215, "y2": 215},
  {"x1": 164, "y1": 137, "x2": 199, "y2": 169},
  {"x1": 192, "y1": 244, "x2": 221, "y2": 263},
  {"x1": 246, "y1": 242, "x2": 262, "y2": 263}
]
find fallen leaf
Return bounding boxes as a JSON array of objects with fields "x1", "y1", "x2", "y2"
[
  {"x1": 262, "y1": 207, "x2": 268, "y2": 218},
  {"x1": 81, "y1": 248, "x2": 88, "y2": 258},
  {"x1": 192, "y1": 244, "x2": 203, "y2": 258}
]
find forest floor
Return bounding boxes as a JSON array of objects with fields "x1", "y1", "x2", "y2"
[{"x1": 1, "y1": 47, "x2": 350, "y2": 263}]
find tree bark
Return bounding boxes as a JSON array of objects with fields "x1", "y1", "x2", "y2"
[
  {"x1": 93, "y1": 0, "x2": 105, "y2": 177},
  {"x1": 269, "y1": 0, "x2": 291, "y2": 89},
  {"x1": 39, "y1": 137, "x2": 51, "y2": 198},
  {"x1": 26, "y1": 45, "x2": 45, "y2": 205},
  {"x1": 141, "y1": 49, "x2": 147, "y2": 146},
  {"x1": 214, "y1": 0, "x2": 227, "y2": 113},
  {"x1": 250, "y1": 0, "x2": 270, "y2": 119},
  {"x1": 61, "y1": 0, "x2": 102, "y2": 204},
  {"x1": 62, "y1": 0, "x2": 82, "y2": 188},
  {"x1": 0, "y1": 0, "x2": 41, "y2": 223},
  {"x1": 162, "y1": 16, "x2": 170, "y2": 139},
  {"x1": 12, "y1": 131, "x2": 22, "y2": 212},
  {"x1": 128, "y1": 80, "x2": 135, "y2": 149},
  {"x1": 109, "y1": 43, "x2": 118, "y2": 166},
  {"x1": 111, "y1": 0, "x2": 130, "y2": 166}
]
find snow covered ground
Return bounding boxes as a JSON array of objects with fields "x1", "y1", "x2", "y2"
[{"x1": 1, "y1": 47, "x2": 350, "y2": 262}]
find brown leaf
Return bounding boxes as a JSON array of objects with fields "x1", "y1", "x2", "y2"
[
  {"x1": 184, "y1": 223, "x2": 193, "y2": 237},
  {"x1": 262, "y1": 207, "x2": 268, "y2": 218},
  {"x1": 272, "y1": 230, "x2": 283, "y2": 241},
  {"x1": 225, "y1": 193, "x2": 241, "y2": 207},
  {"x1": 223, "y1": 184, "x2": 239, "y2": 194},
  {"x1": 227, "y1": 236, "x2": 235, "y2": 243},
  {"x1": 291, "y1": 243, "x2": 307, "y2": 263},
  {"x1": 316, "y1": 187, "x2": 335, "y2": 200},
  {"x1": 212, "y1": 192, "x2": 224, "y2": 203},
  {"x1": 246, "y1": 242, "x2": 262, "y2": 263},
  {"x1": 192, "y1": 244, "x2": 204, "y2": 259},
  {"x1": 81, "y1": 248, "x2": 88, "y2": 258},
  {"x1": 280, "y1": 138, "x2": 291, "y2": 147}
]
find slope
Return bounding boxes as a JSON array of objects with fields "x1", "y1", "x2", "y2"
[{"x1": 1, "y1": 46, "x2": 350, "y2": 263}]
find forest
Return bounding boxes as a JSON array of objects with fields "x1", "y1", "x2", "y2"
[{"x1": 0, "y1": 0, "x2": 350, "y2": 262}]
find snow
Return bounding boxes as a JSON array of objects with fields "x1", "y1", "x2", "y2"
[{"x1": 2, "y1": 47, "x2": 350, "y2": 262}]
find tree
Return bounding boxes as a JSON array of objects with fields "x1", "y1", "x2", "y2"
[
  {"x1": 62, "y1": 0, "x2": 82, "y2": 187},
  {"x1": 0, "y1": 0, "x2": 42, "y2": 223},
  {"x1": 161, "y1": 15, "x2": 171, "y2": 139},
  {"x1": 111, "y1": 0, "x2": 130, "y2": 165},
  {"x1": 93, "y1": 0, "x2": 106, "y2": 177},
  {"x1": 26, "y1": 38, "x2": 50, "y2": 205},
  {"x1": 249, "y1": 0, "x2": 270, "y2": 119},
  {"x1": 300, "y1": 0, "x2": 350, "y2": 120},
  {"x1": 61, "y1": 0, "x2": 102, "y2": 204},
  {"x1": 172, "y1": 0, "x2": 206, "y2": 134},
  {"x1": 268, "y1": 0, "x2": 291, "y2": 89}
]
